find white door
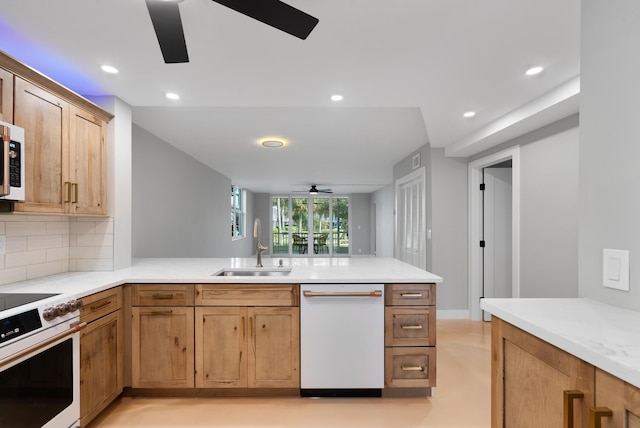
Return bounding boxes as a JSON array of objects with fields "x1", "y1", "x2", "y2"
[
  {"x1": 395, "y1": 167, "x2": 426, "y2": 270},
  {"x1": 483, "y1": 167, "x2": 512, "y2": 320}
]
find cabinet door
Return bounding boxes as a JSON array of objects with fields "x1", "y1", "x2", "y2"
[
  {"x1": 594, "y1": 368, "x2": 640, "y2": 428},
  {"x1": 13, "y1": 77, "x2": 69, "y2": 213},
  {"x1": 80, "y1": 309, "x2": 123, "y2": 426},
  {"x1": 0, "y1": 67, "x2": 13, "y2": 123},
  {"x1": 132, "y1": 307, "x2": 194, "y2": 388},
  {"x1": 248, "y1": 306, "x2": 300, "y2": 388},
  {"x1": 492, "y1": 318, "x2": 594, "y2": 428},
  {"x1": 195, "y1": 307, "x2": 247, "y2": 388},
  {"x1": 69, "y1": 105, "x2": 107, "y2": 215}
]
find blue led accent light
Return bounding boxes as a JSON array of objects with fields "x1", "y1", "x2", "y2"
[{"x1": 0, "y1": 19, "x2": 105, "y2": 95}]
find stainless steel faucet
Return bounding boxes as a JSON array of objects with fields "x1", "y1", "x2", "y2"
[{"x1": 254, "y1": 218, "x2": 267, "y2": 267}]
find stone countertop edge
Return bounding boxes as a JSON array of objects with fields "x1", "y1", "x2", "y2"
[
  {"x1": 481, "y1": 297, "x2": 640, "y2": 390},
  {"x1": 0, "y1": 257, "x2": 443, "y2": 301}
]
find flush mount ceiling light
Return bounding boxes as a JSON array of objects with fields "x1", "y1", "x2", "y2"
[
  {"x1": 260, "y1": 138, "x2": 286, "y2": 148},
  {"x1": 100, "y1": 64, "x2": 119, "y2": 74},
  {"x1": 525, "y1": 66, "x2": 544, "y2": 76},
  {"x1": 331, "y1": 94, "x2": 343, "y2": 101},
  {"x1": 165, "y1": 92, "x2": 180, "y2": 100},
  {"x1": 463, "y1": 111, "x2": 476, "y2": 118}
]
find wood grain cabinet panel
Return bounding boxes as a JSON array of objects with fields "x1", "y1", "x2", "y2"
[
  {"x1": 384, "y1": 347, "x2": 436, "y2": 388},
  {"x1": 13, "y1": 77, "x2": 69, "y2": 214},
  {"x1": 68, "y1": 105, "x2": 107, "y2": 215},
  {"x1": 131, "y1": 284, "x2": 195, "y2": 307},
  {"x1": 131, "y1": 306, "x2": 195, "y2": 388},
  {"x1": 385, "y1": 306, "x2": 435, "y2": 347},
  {"x1": 491, "y1": 318, "x2": 595, "y2": 428},
  {"x1": 196, "y1": 284, "x2": 298, "y2": 307},
  {"x1": 0, "y1": 67, "x2": 13, "y2": 123},
  {"x1": 79, "y1": 287, "x2": 123, "y2": 427},
  {"x1": 594, "y1": 368, "x2": 640, "y2": 428}
]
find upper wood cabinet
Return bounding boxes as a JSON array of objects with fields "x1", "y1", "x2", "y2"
[
  {"x1": 69, "y1": 105, "x2": 107, "y2": 215},
  {"x1": 13, "y1": 77, "x2": 70, "y2": 214},
  {"x1": 12, "y1": 78, "x2": 108, "y2": 215},
  {"x1": 0, "y1": 50, "x2": 112, "y2": 215},
  {"x1": 0, "y1": 67, "x2": 13, "y2": 123}
]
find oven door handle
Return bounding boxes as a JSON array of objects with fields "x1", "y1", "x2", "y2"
[{"x1": 0, "y1": 321, "x2": 87, "y2": 370}]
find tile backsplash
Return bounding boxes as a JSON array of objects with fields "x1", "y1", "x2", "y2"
[{"x1": 0, "y1": 215, "x2": 114, "y2": 286}]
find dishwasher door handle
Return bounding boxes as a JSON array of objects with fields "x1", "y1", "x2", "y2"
[{"x1": 303, "y1": 290, "x2": 382, "y2": 298}]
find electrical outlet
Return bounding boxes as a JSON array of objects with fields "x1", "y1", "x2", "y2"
[
  {"x1": 0, "y1": 235, "x2": 6, "y2": 255},
  {"x1": 603, "y1": 249, "x2": 630, "y2": 291}
]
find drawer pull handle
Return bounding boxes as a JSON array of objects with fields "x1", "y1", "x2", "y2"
[
  {"x1": 151, "y1": 293, "x2": 175, "y2": 300},
  {"x1": 401, "y1": 324, "x2": 423, "y2": 330},
  {"x1": 90, "y1": 300, "x2": 112, "y2": 311},
  {"x1": 401, "y1": 366, "x2": 424, "y2": 371},
  {"x1": 303, "y1": 290, "x2": 382, "y2": 298},
  {"x1": 400, "y1": 293, "x2": 423, "y2": 298},
  {"x1": 589, "y1": 407, "x2": 613, "y2": 428},
  {"x1": 149, "y1": 310, "x2": 173, "y2": 315},
  {"x1": 563, "y1": 390, "x2": 584, "y2": 428}
]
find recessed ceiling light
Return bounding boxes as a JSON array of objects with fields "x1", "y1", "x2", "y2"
[
  {"x1": 166, "y1": 92, "x2": 180, "y2": 100},
  {"x1": 259, "y1": 138, "x2": 286, "y2": 148},
  {"x1": 331, "y1": 94, "x2": 343, "y2": 102},
  {"x1": 463, "y1": 111, "x2": 476, "y2": 118},
  {"x1": 101, "y1": 65, "x2": 119, "y2": 74},
  {"x1": 525, "y1": 66, "x2": 544, "y2": 76}
]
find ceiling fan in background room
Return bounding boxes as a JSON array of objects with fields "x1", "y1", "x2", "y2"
[
  {"x1": 307, "y1": 185, "x2": 333, "y2": 194},
  {"x1": 144, "y1": 0, "x2": 320, "y2": 63}
]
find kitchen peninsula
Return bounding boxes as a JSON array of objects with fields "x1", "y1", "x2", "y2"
[
  {"x1": 0, "y1": 257, "x2": 442, "y2": 426},
  {"x1": 481, "y1": 298, "x2": 640, "y2": 427}
]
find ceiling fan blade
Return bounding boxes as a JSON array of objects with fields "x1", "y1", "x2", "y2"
[
  {"x1": 145, "y1": 0, "x2": 190, "y2": 63},
  {"x1": 211, "y1": 0, "x2": 319, "y2": 40}
]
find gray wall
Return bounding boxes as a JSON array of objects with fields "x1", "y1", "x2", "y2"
[
  {"x1": 470, "y1": 115, "x2": 580, "y2": 298},
  {"x1": 579, "y1": 0, "x2": 640, "y2": 309},
  {"x1": 372, "y1": 185, "x2": 394, "y2": 257},
  {"x1": 430, "y1": 149, "x2": 468, "y2": 310},
  {"x1": 132, "y1": 124, "x2": 254, "y2": 257},
  {"x1": 351, "y1": 193, "x2": 372, "y2": 255}
]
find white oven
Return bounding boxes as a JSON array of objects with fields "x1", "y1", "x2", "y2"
[
  {"x1": 0, "y1": 293, "x2": 85, "y2": 428},
  {"x1": 0, "y1": 120, "x2": 25, "y2": 201}
]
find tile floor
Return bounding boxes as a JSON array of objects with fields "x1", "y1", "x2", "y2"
[{"x1": 89, "y1": 319, "x2": 491, "y2": 428}]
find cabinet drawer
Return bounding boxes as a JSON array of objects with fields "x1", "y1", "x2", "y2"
[
  {"x1": 131, "y1": 284, "x2": 194, "y2": 306},
  {"x1": 196, "y1": 284, "x2": 298, "y2": 307},
  {"x1": 80, "y1": 287, "x2": 122, "y2": 323},
  {"x1": 385, "y1": 284, "x2": 435, "y2": 306},
  {"x1": 384, "y1": 347, "x2": 436, "y2": 388},
  {"x1": 385, "y1": 307, "x2": 435, "y2": 346}
]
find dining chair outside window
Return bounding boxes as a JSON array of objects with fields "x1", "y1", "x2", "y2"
[
  {"x1": 314, "y1": 233, "x2": 329, "y2": 254},
  {"x1": 292, "y1": 233, "x2": 307, "y2": 254}
]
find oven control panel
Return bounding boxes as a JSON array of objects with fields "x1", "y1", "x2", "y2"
[
  {"x1": 42, "y1": 299, "x2": 83, "y2": 321},
  {"x1": 0, "y1": 309, "x2": 42, "y2": 345}
]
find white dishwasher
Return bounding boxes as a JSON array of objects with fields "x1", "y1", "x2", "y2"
[{"x1": 300, "y1": 283, "x2": 384, "y2": 397}]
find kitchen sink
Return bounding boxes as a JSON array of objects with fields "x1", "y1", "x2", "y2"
[{"x1": 212, "y1": 268, "x2": 292, "y2": 277}]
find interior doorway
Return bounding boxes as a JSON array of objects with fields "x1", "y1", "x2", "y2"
[{"x1": 468, "y1": 147, "x2": 520, "y2": 321}]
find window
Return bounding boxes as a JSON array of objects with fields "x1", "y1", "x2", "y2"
[
  {"x1": 231, "y1": 185, "x2": 245, "y2": 239},
  {"x1": 271, "y1": 195, "x2": 349, "y2": 257}
]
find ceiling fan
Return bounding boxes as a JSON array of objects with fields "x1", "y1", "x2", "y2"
[
  {"x1": 308, "y1": 185, "x2": 332, "y2": 194},
  {"x1": 145, "y1": 0, "x2": 320, "y2": 64}
]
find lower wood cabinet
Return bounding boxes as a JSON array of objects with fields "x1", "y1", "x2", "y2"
[
  {"x1": 131, "y1": 306, "x2": 195, "y2": 388},
  {"x1": 594, "y1": 368, "x2": 640, "y2": 428},
  {"x1": 195, "y1": 306, "x2": 299, "y2": 388},
  {"x1": 79, "y1": 287, "x2": 123, "y2": 427}
]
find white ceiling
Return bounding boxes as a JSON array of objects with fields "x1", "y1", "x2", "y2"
[{"x1": 0, "y1": 0, "x2": 580, "y2": 194}]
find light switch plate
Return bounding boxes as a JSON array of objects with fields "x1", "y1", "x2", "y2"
[
  {"x1": 0, "y1": 235, "x2": 5, "y2": 255},
  {"x1": 603, "y1": 249, "x2": 630, "y2": 291}
]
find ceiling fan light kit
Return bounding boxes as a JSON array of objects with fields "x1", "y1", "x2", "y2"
[{"x1": 145, "y1": 0, "x2": 319, "y2": 64}]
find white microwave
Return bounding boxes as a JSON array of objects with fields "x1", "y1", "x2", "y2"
[{"x1": 0, "y1": 120, "x2": 25, "y2": 201}]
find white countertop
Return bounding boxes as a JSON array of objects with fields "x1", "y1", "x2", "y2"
[
  {"x1": 0, "y1": 257, "x2": 443, "y2": 301},
  {"x1": 481, "y1": 298, "x2": 640, "y2": 389}
]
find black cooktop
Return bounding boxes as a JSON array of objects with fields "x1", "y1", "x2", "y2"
[{"x1": 0, "y1": 293, "x2": 60, "y2": 311}]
